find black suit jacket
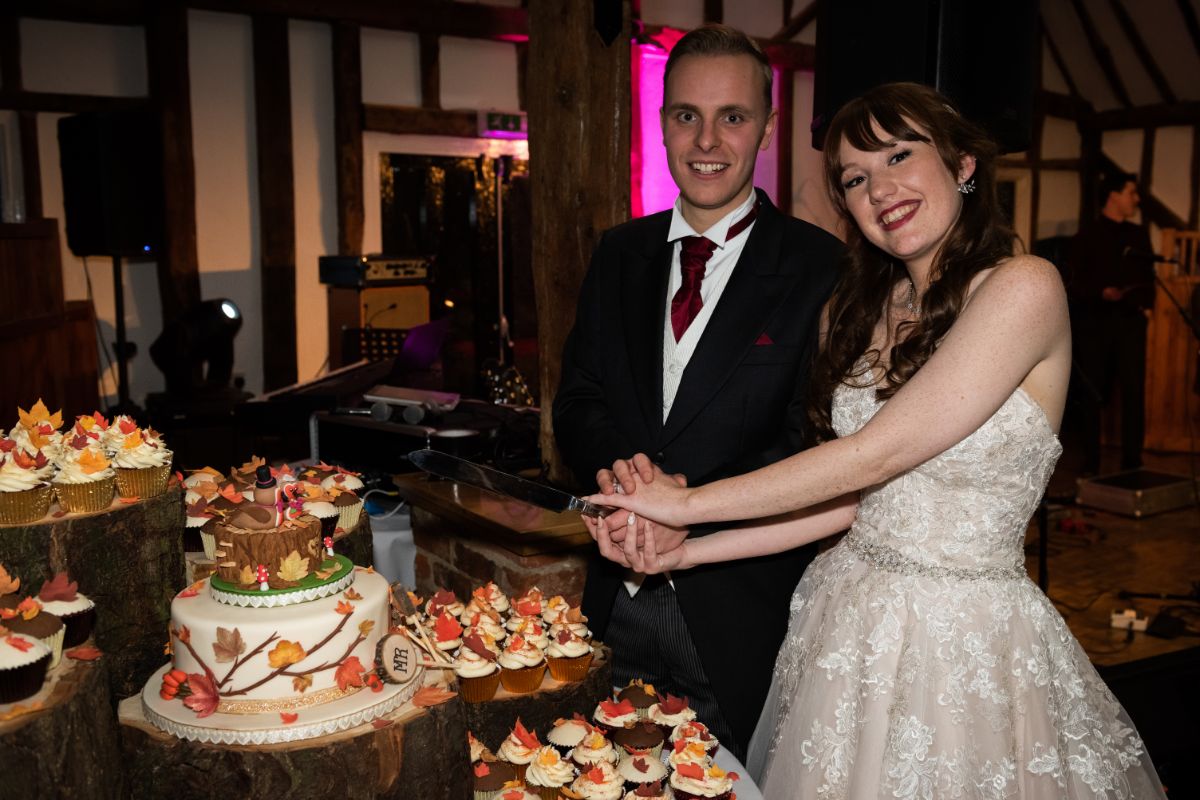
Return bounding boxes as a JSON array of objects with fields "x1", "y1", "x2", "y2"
[{"x1": 552, "y1": 190, "x2": 843, "y2": 750}]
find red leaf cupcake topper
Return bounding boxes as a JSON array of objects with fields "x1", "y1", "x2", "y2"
[
  {"x1": 514, "y1": 597, "x2": 541, "y2": 617},
  {"x1": 6, "y1": 635, "x2": 33, "y2": 653},
  {"x1": 632, "y1": 757, "x2": 650, "y2": 774},
  {"x1": 118, "y1": 417, "x2": 138, "y2": 435},
  {"x1": 513, "y1": 718, "x2": 540, "y2": 749},
  {"x1": 676, "y1": 762, "x2": 705, "y2": 780},
  {"x1": 434, "y1": 613, "x2": 463, "y2": 642},
  {"x1": 39, "y1": 572, "x2": 79, "y2": 603},
  {"x1": 473, "y1": 762, "x2": 491, "y2": 778},
  {"x1": 586, "y1": 766, "x2": 607, "y2": 784},
  {"x1": 463, "y1": 632, "x2": 497, "y2": 661},
  {"x1": 600, "y1": 697, "x2": 635, "y2": 717},
  {"x1": 656, "y1": 692, "x2": 689, "y2": 715}
]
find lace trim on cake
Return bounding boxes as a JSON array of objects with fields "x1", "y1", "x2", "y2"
[
  {"x1": 846, "y1": 533, "x2": 1025, "y2": 582},
  {"x1": 216, "y1": 684, "x2": 361, "y2": 714}
]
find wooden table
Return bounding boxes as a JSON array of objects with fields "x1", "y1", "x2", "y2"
[{"x1": 393, "y1": 472, "x2": 593, "y2": 603}]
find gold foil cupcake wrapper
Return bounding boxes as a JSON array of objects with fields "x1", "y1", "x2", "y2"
[
  {"x1": 200, "y1": 530, "x2": 216, "y2": 560},
  {"x1": 54, "y1": 477, "x2": 115, "y2": 513},
  {"x1": 337, "y1": 501, "x2": 364, "y2": 532},
  {"x1": 41, "y1": 625, "x2": 65, "y2": 669},
  {"x1": 115, "y1": 463, "x2": 171, "y2": 498},
  {"x1": 0, "y1": 484, "x2": 53, "y2": 524},
  {"x1": 499, "y1": 663, "x2": 546, "y2": 694},
  {"x1": 547, "y1": 652, "x2": 593, "y2": 683},
  {"x1": 458, "y1": 670, "x2": 501, "y2": 703}
]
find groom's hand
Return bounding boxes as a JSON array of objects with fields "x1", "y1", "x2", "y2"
[{"x1": 596, "y1": 457, "x2": 687, "y2": 543}]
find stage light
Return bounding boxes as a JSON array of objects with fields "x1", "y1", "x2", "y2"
[{"x1": 150, "y1": 298, "x2": 244, "y2": 395}]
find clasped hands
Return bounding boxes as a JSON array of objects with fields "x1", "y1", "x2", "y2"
[{"x1": 581, "y1": 453, "x2": 694, "y2": 574}]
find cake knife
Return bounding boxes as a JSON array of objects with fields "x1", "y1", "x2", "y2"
[{"x1": 407, "y1": 449, "x2": 617, "y2": 518}]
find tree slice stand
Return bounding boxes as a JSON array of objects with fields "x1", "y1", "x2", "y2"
[
  {"x1": 0, "y1": 654, "x2": 126, "y2": 799},
  {"x1": 118, "y1": 668, "x2": 470, "y2": 800}
]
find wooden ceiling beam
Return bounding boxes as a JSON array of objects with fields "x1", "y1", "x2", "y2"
[
  {"x1": 1175, "y1": 0, "x2": 1200, "y2": 62},
  {"x1": 1037, "y1": 90, "x2": 1093, "y2": 122},
  {"x1": 8, "y1": 0, "x2": 145, "y2": 26},
  {"x1": 0, "y1": 89, "x2": 147, "y2": 113},
  {"x1": 1106, "y1": 0, "x2": 1176, "y2": 104},
  {"x1": 1041, "y1": 23, "x2": 1081, "y2": 101},
  {"x1": 363, "y1": 104, "x2": 477, "y2": 138},
  {"x1": 770, "y1": 1, "x2": 816, "y2": 43},
  {"x1": 1092, "y1": 101, "x2": 1200, "y2": 130},
  {"x1": 1067, "y1": 0, "x2": 1132, "y2": 108}
]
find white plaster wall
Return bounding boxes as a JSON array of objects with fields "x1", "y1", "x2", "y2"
[
  {"x1": 1041, "y1": 116, "x2": 1080, "y2": 160},
  {"x1": 439, "y1": 37, "x2": 520, "y2": 112},
  {"x1": 640, "y1": 0, "x2": 705, "y2": 30},
  {"x1": 724, "y1": 0, "x2": 784, "y2": 39},
  {"x1": 1037, "y1": 170, "x2": 1082, "y2": 239},
  {"x1": 290, "y1": 20, "x2": 338, "y2": 383},
  {"x1": 189, "y1": 10, "x2": 262, "y2": 397},
  {"x1": 1150, "y1": 126, "x2": 1193, "y2": 222},
  {"x1": 20, "y1": 19, "x2": 147, "y2": 97},
  {"x1": 361, "y1": 132, "x2": 528, "y2": 255},
  {"x1": 1041, "y1": 41, "x2": 1069, "y2": 95},
  {"x1": 361, "y1": 28, "x2": 421, "y2": 107},
  {"x1": 1101, "y1": 129, "x2": 1144, "y2": 176},
  {"x1": 791, "y1": 70, "x2": 840, "y2": 237}
]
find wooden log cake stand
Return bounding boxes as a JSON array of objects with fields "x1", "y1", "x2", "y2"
[
  {"x1": 0, "y1": 656, "x2": 126, "y2": 799},
  {"x1": 0, "y1": 487, "x2": 186, "y2": 700},
  {"x1": 465, "y1": 642, "x2": 613, "y2": 753},
  {"x1": 117, "y1": 670, "x2": 471, "y2": 800},
  {"x1": 338, "y1": 512, "x2": 375, "y2": 570}
]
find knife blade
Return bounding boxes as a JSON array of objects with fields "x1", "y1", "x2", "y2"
[{"x1": 407, "y1": 449, "x2": 618, "y2": 518}]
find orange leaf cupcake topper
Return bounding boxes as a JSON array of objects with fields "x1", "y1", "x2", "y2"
[
  {"x1": 122, "y1": 429, "x2": 145, "y2": 450},
  {"x1": 434, "y1": 612, "x2": 463, "y2": 642},
  {"x1": 513, "y1": 718, "x2": 540, "y2": 749},
  {"x1": 600, "y1": 697, "x2": 635, "y2": 717},
  {"x1": 15, "y1": 597, "x2": 40, "y2": 621},
  {"x1": 586, "y1": 766, "x2": 607, "y2": 784},
  {"x1": 676, "y1": 762, "x2": 705, "y2": 780},
  {"x1": 17, "y1": 400, "x2": 62, "y2": 431},
  {"x1": 77, "y1": 448, "x2": 110, "y2": 475},
  {"x1": 473, "y1": 762, "x2": 491, "y2": 778},
  {"x1": 0, "y1": 565, "x2": 19, "y2": 597}
]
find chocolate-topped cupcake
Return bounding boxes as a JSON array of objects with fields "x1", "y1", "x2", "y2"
[
  {"x1": 2, "y1": 598, "x2": 64, "y2": 667},
  {"x1": 472, "y1": 758, "x2": 518, "y2": 799},
  {"x1": 616, "y1": 679, "x2": 657, "y2": 719},
  {"x1": 610, "y1": 720, "x2": 665, "y2": 760},
  {"x1": 331, "y1": 489, "x2": 363, "y2": 532}
]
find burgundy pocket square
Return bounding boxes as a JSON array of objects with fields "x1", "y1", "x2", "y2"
[{"x1": 754, "y1": 332, "x2": 774, "y2": 346}]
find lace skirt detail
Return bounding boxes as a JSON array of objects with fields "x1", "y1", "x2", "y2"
[{"x1": 745, "y1": 541, "x2": 1166, "y2": 799}]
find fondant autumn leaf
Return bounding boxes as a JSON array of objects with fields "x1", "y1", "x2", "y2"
[
  {"x1": 212, "y1": 627, "x2": 246, "y2": 663},
  {"x1": 334, "y1": 600, "x2": 354, "y2": 616},
  {"x1": 655, "y1": 692, "x2": 689, "y2": 715},
  {"x1": 279, "y1": 712, "x2": 298, "y2": 724},
  {"x1": 0, "y1": 565, "x2": 19, "y2": 597},
  {"x1": 5, "y1": 635, "x2": 33, "y2": 652},
  {"x1": 15, "y1": 597, "x2": 40, "y2": 621},
  {"x1": 268, "y1": 639, "x2": 306, "y2": 668},
  {"x1": 218, "y1": 484, "x2": 245, "y2": 504},
  {"x1": 173, "y1": 624, "x2": 191, "y2": 644},
  {"x1": 599, "y1": 698, "x2": 635, "y2": 717},
  {"x1": 238, "y1": 565, "x2": 256, "y2": 586},
  {"x1": 65, "y1": 645, "x2": 102, "y2": 661},
  {"x1": 411, "y1": 685, "x2": 456, "y2": 708},
  {"x1": 586, "y1": 766, "x2": 606, "y2": 784},
  {"x1": 277, "y1": 550, "x2": 310, "y2": 582},
  {"x1": 343, "y1": 587, "x2": 362, "y2": 601},
  {"x1": 514, "y1": 598, "x2": 541, "y2": 617},
  {"x1": 183, "y1": 672, "x2": 219, "y2": 718},
  {"x1": 434, "y1": 613, "x2": 463, "y2": 642},
  {"x1": 334, "y1": 656, "x2": 366, "y2": 691},
  {"x1": 513, "y1": 718, "x2": 540, "y2": 749},
  {"x1": 76, "y1": 448, "x2": 110, "y2": 475},
  {"x1": 292, "y1": 674, "x2": 313, "y2": 694},
  {"x1": 17, "y1": 399, "x2": 62, "y2": 431},
  {"x1": 675, "y1": 762, "x2": 705, "y2": 780},
  {"x1": 122, "y1": 429, "x2": 145, "y2": 450},
  {"x1": 463, "y1": 632, "x2": 497, "y2": 662},
  {"x1": 357, "y1": 619, "x2": 375, "y2": 637},
  {"x1": 118, "y1": 417, "x2": 138, "y2": 435}
]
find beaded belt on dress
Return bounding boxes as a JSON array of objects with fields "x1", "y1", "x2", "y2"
[{"x1": 846, "y1": 534, "x2": 1026, "y2": 582}]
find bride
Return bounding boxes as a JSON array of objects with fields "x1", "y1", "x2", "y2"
[{"x1": 586, "y1": 83, "x2": 1164, "y2": 799}]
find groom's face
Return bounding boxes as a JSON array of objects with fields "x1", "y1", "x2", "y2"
[{"x1": 661, "y1": 53, "x2": 776, "y2": 230}]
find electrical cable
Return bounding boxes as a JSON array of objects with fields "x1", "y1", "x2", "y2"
[{"x1": 362, "y1": 488, "x2": 407, "y2": 520}]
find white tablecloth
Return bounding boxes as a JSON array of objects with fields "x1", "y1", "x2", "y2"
[{"x1": 713, "y1": 744, "x2": 763, "y2": 800}]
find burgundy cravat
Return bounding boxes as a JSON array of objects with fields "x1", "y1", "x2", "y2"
[{"x1": 670, "y1": 202, "x2": 760, "y2": 342}]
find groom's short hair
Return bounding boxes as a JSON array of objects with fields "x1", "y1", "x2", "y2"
[{"x1": 664, "y1": 24, "x2": 773, "y2": 111}]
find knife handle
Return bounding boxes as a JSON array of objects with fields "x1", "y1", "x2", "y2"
[{"x1": 575, "y1": 500, "x2": 620, "y2": 519}]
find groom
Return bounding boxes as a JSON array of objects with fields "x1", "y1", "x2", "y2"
[{"x1": 553, "y1": 25, "x2": 842, "y2": 759}]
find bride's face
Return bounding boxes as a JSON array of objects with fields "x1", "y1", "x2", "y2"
[{"x1": 837, "y1": 118, "x2": 975, "y2": 275}]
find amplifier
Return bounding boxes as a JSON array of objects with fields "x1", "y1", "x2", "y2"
[
  {"x1": 1076, "y1": 469, "x2": 1198, "y2": 517},
  {"x1": 319, "y1": 255, "x2": 431, "y2": 287}
]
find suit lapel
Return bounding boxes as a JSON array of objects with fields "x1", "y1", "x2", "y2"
[
  {"x1": 621, "y1": 219, "x2": 671, "y2": 440},
  {"x1": 659, "y1": 192, "x2": 794, "y2": 446}
]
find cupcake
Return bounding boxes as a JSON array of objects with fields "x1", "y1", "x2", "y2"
[
  {"x1": 2, "y1": 597, "x2": 64, "y2": 667},
  {"x1": 548, "y1": 607, "x2": 591, "y2": 643},
  {"x1": 320, "y1": 466, "x2": 364, "y2": 493},
  {"x1": 497, "y1": 718, "x2": 541, "y2": 782},
  {"x1": 509, "y1": 587, "x2": 544, "y2": 620},
  {"x1": 71, "y1": 412, "x2": 108, "y2": 451},
  {"x1": 101, "y1": 414, "x2": 136, "y2": 452},
  {"x1": 540, "y1": 594, "x2": 570, "y2": 624},
  {"x1": 667, "y1": 739, "x2": 712, "y2": 771},
  {"x1": 616, "y1": 679, "x2": 658, "y2": 720},
  {"x1": 455, "y1": 632, "x2": 501, "y2": 703},
  {"x1": 0, "y1": 628, "x2": 52, "y2": 703},
  {"x1": 546, "y1": 629, "x2": 594, "y2": 682},
  {"x1": 670, "y1": 721, "x2": 719, "y2": 758},
  {"x1": 463, "y1": 608, "x2": 507, "y2": 644},
  {"x1": 431, "y1": 611, "x2": 464, "y2": 654},
  {"x1": 9, "y1": 400, "x2": 65, "y2": 462},
  {"x1": 525, "y1": 745, "x2": 576, "y2": 800},
  {"x1": 669, "y1": 762, "x2": 737, "y2": 800},
  {"x1": 547, "y1": 714, "x2": 593, "y2": 757},
  {"x1": 647, "y1": 692, "x2": 696, "y2": 735},
  {"x1": 426, "y1": 588, "x2": 466, "y2": 619},
  {"x1": 301, "y1": 493, "x2": 339, "y2": 538},
  {"x1": 498, "y1": 634, "x2": 546, "y2": 694},
  {"x1": 509, "y1": 616, "x2": 550, "y2": 651},
  {"x1": 36, "y1": 573, "x2": 95, "y2": 648},
  {"x1": 610, "y1": 721, "x2": 664, "y2": 760},
  {"x1": 592, "y1": 697, "x2": 637, "y2": 734},
  {"x1": 468, "y1": 731, "x2": 493, "y2": 765},
  {"x1": 186, "y1": 498, "x2": 217, "y2": 557},
  {"x1": 473, "y1": 582, "x2": 511, "y2": 615},
  {"x1": 53, "y1": 433, "x2": 115, "y2": 513},
  {"x1": 473, "y1": 759, "x2": 519, "y2": 800},
  {"x1": 621, "y1": 779, "x2": 671, "y2": 800},
  {"x1": 111, "y1": 424, "x2": 172, "y2": 498},
  {"x1": 330, "y1": 488, "x2": 364, "y2": 532},
  {"x1": 569, "y1": 731, "x2": 618, "y2": 770},
  {"x1": 569, "y1": 761, "x2": 623, "y2": 800},
  {"x1": 616, "y1": 754, "x2": 667, "y2": 794},
  {"x1": 0, "y1": 438, "x2": 53, "y2": 524}
]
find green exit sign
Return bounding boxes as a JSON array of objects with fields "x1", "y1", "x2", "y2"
[{"x1": 478, "y1": 111, "x2": 527, "y2": 139}]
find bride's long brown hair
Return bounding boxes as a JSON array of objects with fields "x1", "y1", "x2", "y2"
[{"x1": 808, "y1": 83, "x2": 1017, "y2": 442}]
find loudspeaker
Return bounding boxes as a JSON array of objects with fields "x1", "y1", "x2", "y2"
[
  {"x1": 57, "y1": 111, "x2": 163, "y2": 258},
  {"x1": 812, "y1": 0, "x2": 1037, "y2": 154},
  {"x1": 360, "y1": 285, "x2": 431, "y2": 330}
]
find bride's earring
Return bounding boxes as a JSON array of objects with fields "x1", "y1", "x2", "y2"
[{"x1": 957, "y1": 177, "x2": 976, "y2": 194}]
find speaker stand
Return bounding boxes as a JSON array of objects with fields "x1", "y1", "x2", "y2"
[{"x1": 109, "y1": 254, "x2": 142, "y2": 416}]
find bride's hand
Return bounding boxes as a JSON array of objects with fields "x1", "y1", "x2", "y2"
[
  {"x1": 586, "y1": 472, "x2": 694, "y2": 529},
  {"x1": 633, "y1": 518, "x2": 691, "y2": 574}
]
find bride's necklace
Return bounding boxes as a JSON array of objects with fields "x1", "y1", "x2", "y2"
[{"x1": 904, "y1": 278, "x2": 920, "y2": 317}]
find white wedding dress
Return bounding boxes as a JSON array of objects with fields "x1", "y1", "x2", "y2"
[{"x1": 745, "y1": 377, "x2": 1166, "y2": 799}]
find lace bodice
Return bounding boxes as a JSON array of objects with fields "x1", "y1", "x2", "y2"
[{"x1": 832, "y1": 378, "x2": 1063, "y2": 576}]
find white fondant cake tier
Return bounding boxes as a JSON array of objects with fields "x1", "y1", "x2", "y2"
[
  {"x1": 169, "y1": 567, "x2": 390, "y2": 707},
  {"x1": 142, "y1": 662, "x2": 423, "y2": 745}
]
